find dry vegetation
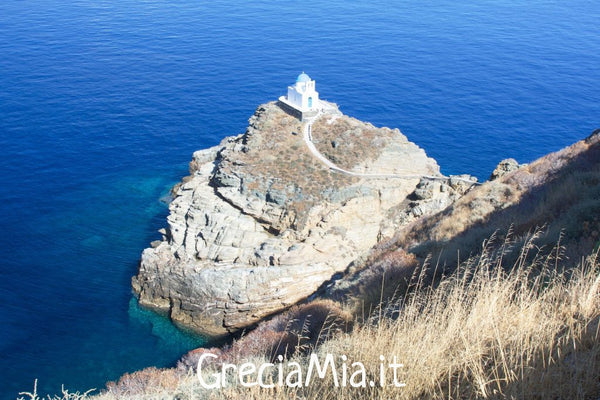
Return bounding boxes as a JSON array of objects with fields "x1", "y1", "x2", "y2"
[
  {"x1": 387, "y1": 130, "x2": 600, "y2": 270},
  {"x1": 20, "y1": 127, "x2": 599, "y2": 400},
  {"x1": 211, "y1": 103, "x2": 360, "y2": 231},
  {"x1": 311, "y1": 115, "x2": 396, "y2": 171},
  {"x1": 220, "y1": 103, "x2": 356, "y2": 205},
  {"x1": 23, "y1": 234, "x2": 600, "y2": 400}
]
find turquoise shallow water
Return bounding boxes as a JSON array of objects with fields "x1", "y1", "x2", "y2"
[{"x1": 1, "y1": 0, "x2": 599, "y2": 398}]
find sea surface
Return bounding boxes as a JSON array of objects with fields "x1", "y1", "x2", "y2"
[{"x1": 1, "y1": 0, "x2": 598, "y2": 397}]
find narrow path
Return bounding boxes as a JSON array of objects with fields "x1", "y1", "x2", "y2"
[{"x1": 302, "y1": 115, "x2": 480, "y2": 185}]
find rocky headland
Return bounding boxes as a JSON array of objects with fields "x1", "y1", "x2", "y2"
[
  {"x1": 99, "y1": 104, "x2": 600, "y2": 399},
  {"x1": 132, "y1": 101, "x2": 475, "y2": 338}
]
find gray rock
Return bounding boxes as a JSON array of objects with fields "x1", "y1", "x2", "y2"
[
  {"x1": 266, "y1": 189, "x2": 287, "y2": 205},
  {"x1": 490, "y1": 158, "x2": 520, "y2": 181},
  {"x1": 413, "y1": 179, "x2": 435, "y2": 200},
  {"x1": 449, "y1": 174, "x2": 479, "y2": 193}
]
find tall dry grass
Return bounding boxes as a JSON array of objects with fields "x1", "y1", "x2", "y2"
[
  {"x1": 200, "y1": 233, "x2": 599, "y2": 400},
  {"x1": 317, "y1": 235, "x2": 600, "y2": 399},
  {"x1": 20, "y1": 235, "x2": 600, "y2": 400}
]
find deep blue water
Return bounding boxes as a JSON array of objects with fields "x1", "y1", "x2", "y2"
[{"x1": 1, "y1": 0, "x2": 599, "y2": 398}]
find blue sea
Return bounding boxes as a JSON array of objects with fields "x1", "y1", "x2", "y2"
[{"x1": 1, "y1": 0, "x2": 598, "y2": 398}]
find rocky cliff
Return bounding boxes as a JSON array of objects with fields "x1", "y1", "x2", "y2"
[
  {"x1": 326, "y1": 129, "x2": 600, "y2": 306},
  {"x1": 132, "y1": 101, "x2": 473, "y2": 337}
]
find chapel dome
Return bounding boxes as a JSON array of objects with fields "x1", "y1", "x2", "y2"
[{"x1": 296, "y1": 72, "x2": 311, "y2": 83}]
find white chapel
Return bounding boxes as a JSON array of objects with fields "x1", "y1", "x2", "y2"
[
  {"x1": 286, "y1": 72, "x2": 320, "y2": 111},
  {"x1": 278, "y1": 72, "x2": 321, "y2": 120}
]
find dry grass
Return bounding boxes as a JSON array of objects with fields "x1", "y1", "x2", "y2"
[
  {"x1": 103, "y1": 368, "x2": 182, "y2": 398},
  {"x1": 191, "y1": 238, "x2": 599, "y2": 400},
  {"x1": 328, "y1": 236, "x2": 600, "y2": 399},
  {"x1": 176, "y1": 299, "x2": 354, "y2": 373},
  {"x1": 389, "y1": 130, "x2": 600, "y2": 271},
  {"x1": 224, "y1": 104, "x2": 355, "y2": 195},
  {"x1": 216, "y1": 103, "x2": 356, "y2": 230},
  {"x1": 35, "y1": 235, "x2": 600, "y2": 400},
  {"x1": 311, "y1": 115, "x2": 394, "y2": 171}
]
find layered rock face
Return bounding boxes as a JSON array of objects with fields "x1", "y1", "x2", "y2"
[{"x1": 132, "y1": 102, "x2": 467, "y2": 337}]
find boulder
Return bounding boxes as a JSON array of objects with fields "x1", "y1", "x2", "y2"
[{"x1": 490, "y1": 158, "x2": 520, "y2": 180}]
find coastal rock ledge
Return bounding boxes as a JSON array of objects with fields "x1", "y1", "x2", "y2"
[{"x1": 132, "y1": 101, "x2": 470, "y2": 338}]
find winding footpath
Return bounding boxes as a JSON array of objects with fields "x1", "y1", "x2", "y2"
[{"x1": 302, "y1": 114, "x2": 481, "y2": 185}]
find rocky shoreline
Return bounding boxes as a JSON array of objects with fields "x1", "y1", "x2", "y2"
[
  {"x1": 109, "y1": 106, "x2": 600, "y2": 399},
  {"x1": 132, "y1": 101, "x2": 475, "y2": 338}
]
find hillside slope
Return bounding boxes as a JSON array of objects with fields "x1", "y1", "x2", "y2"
[{"x1": 330, "y1": 129, "x2": 600, "y2": 304}]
